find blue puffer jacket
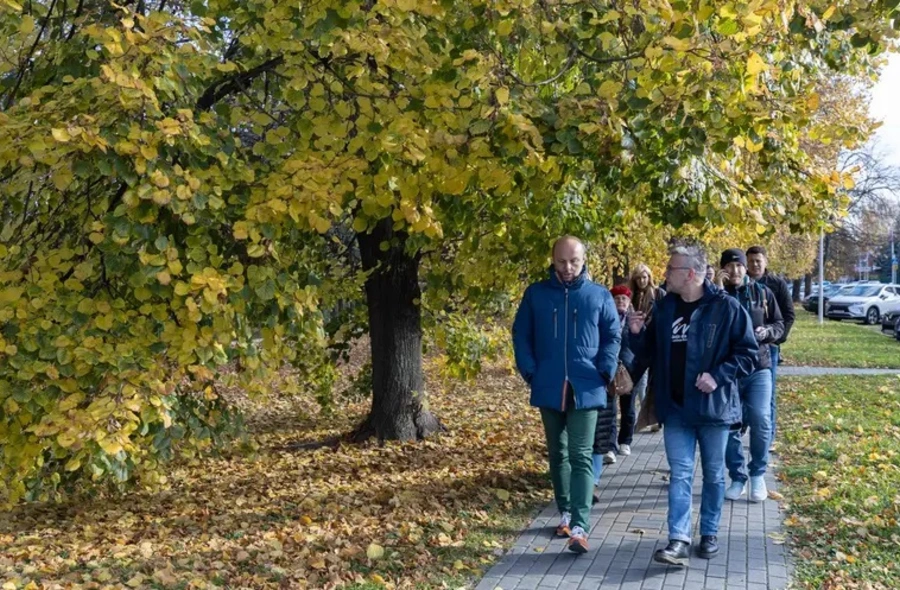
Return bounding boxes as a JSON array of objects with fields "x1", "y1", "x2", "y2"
[
  {"x1": 629, "y1": 281, "x2": 758, "y2": 427},
  {"x1": 512, "y1": 267, "x2": 621, "y2": 411}
]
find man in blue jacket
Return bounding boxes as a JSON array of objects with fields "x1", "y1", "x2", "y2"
[
  {"x1": 628, "y1": 245, "x2": 758, "y2": 566},
  {"x1": 512, "y1": 236, "x2": 621, "y2": 554}
]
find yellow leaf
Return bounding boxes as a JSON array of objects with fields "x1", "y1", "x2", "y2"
[
  {"x1": 151, "y1": 171, "x2": 170, "y2": 188},
  {"x1": 495, "y1": 489, "x2": 510, "y2": 501},
  {"x1": 140, "y1": 541, "x2": 153, "y2": 558},
  {"x1": 57, "y1": 430, "x2": 78, "y2": 448},
  {"x1": 156, "y1": 271, "x2": 172, "y2": 285},
  {"x1": 126, "y1": 573, "x2": 145, "y2": 587},
  {"x1": 598, "y1": 80, "x2": 622, "y2": 100},
  {"x1": 98, "y1": 437, "x2": 123, "y2": 456},
  {"x1": 453, "y1": 559, "x2": 466, "y2": 570},
  {"x1": 496, "y1": 87, "x2": 509, "y2": 106},
  {"x1": 309, "y1": 557, "x2": 327, "y2": 569},
  {"x1": 822, "y1": 5, "x2": 836, "y2": 20},
  {"x1": 233, "y1": 222, "x2": 249, "y2": 240},
  {"x1": 352, "y1": 217, "x2": 368, "y2": 233},
  {"x1": 367, "y1": 543, "x2": 385, "y2": 560},
  {"x1": 662, "y1": 36, "x2": 691, "y2": 51},
  {"x1": 51, "y1": 128, "x2": 71, "y2": 143},
  {"x1": 20, "y1": 14, "x2": 35, "y2": 35},
  {"x1": 806, "y1": 92, "x2": 820, "y2": 110},
  {"x1": 746, "y1": 52, "x2": 767, "y2": 76},
  {"x1": 141, "y1": 144, "x2": 158, "y2": 160},
  {"x1": 370, "y1": 573, "x2": 386, "y2": 585}
]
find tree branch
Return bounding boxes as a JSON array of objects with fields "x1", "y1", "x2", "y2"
[
  {"x1": 4, "y1": 0, "x2": 59, "y2": 109},
  {"x1": 196, "y1": 55, "x2": 285, "y2": 111}
]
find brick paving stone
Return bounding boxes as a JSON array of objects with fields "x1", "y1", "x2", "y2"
[{"x1": 478, "y1": 430, "x2": 794, "y2": 588}]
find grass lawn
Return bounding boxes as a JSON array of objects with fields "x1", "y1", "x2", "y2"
[
  {"x1": 779, "y1": 375, "x2": 900, "y2": 589},
  {"x1": 780, "y1": 312, "x2": 900, "y2": 368},
  {"x1": 0, "y1": 360, "x2": 552, "y2": 590}
]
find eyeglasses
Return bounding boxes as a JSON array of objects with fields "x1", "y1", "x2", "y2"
[{"x1": 665, "y1": 265, "x2": 692, "y2": 273}]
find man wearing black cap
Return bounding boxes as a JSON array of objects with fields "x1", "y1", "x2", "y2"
[{"x1": 716, "y1": 249, "x2": 785, "y2": 503}]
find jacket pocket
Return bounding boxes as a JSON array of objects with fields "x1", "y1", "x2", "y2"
[{"x1": 697, "y1": 385, "x2": 739, "y2": 422}]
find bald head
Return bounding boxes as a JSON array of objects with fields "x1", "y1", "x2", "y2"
[
  {"x1": 552, "y1": 236, "x2": 585, "y2": 258},
  {"x1": 552, "y1": 236, "x2": 586, "y2": 283}
]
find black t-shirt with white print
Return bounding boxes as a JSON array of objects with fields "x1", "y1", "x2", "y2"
[{"x1": 670, "y1": 297, "x2": 701, "y2": 407}]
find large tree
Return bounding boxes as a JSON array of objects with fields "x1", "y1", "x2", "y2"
[{"x1": 1, "y1": 0, "x2": 898, "y2": 503}]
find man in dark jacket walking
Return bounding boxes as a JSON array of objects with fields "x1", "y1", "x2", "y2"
[
  {"x1": 717, "y1": 249, "x2": 785, "y2": 503},
  {"x1": 513, "y1": 236, "x2": 621, "y2": 554},
  {"x1": 629, "y1": 245, "x2": 758, "y2": 566},
  {"x1": 746, "y1": 245, "x2": 794, "y2": 443}
]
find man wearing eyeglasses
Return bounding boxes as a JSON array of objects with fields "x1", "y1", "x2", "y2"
[
  {"x1": 512, "y1": 236, "x2": 621, "y2": 555},
  {"x1": 628, "y1": 245, "x2": 758, "y2": 566}
]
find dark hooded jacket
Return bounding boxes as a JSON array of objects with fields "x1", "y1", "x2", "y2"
[{"x1": 629, "y1": 281, "x2": 758, "y2": 427}]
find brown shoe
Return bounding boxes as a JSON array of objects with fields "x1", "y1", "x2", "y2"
[
  {"x1": 555, "y1": 512, "x2": 571, "y2": 537},
  {"x1": 567, "y1": 526, "x2": 588, "y2": 554}
]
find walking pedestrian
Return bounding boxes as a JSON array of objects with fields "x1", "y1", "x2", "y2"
[
  {"x1": 628, "y1": 264, "x2": 665, "y2": 431},
  {"x1": 745, "y1": 245, "x2": 794, "y2": 445},
  {"x1": 716, "y1": 249, "x2": 784, "y2": 502},
  {"x1": 629, "y1": 245, "x2": 758, "y2": 565},
  {"x1": 512, "y1": 236, "x2": 621, "y2": 554},
  {"x1": 610, "y1": 284, "x2": 637, "y2": 458}
]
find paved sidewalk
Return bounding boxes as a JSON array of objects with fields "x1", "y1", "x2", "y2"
[
  {"x1": 780, "y1": 366, "x2": 900, "y2": 376},
  {"x1": 477, "y1": 430, "x2": 791, "y2": 590}
]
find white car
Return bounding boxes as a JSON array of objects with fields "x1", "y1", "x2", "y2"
[{"x1": 825, "y1": 283, "x2": 900, "y2": 324}]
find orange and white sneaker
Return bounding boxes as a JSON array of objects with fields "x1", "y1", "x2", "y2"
[
  {"x1": 567, "y1": 526, "x2": 589, "y2": 554},
  {"x1": 555, "y1": 511, "x2": 571, "y2": 537}
]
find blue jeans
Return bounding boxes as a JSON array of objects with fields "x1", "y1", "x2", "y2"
[
  {"x1": 769, "y1": 345, "x2": 779, "y2": 442},
  {"x1": 592, "y1": 454, "x2": 605, "y2": 485},
  {"x1": 726, "y1": 369, "x2": 773, "y2": 483},
  {"x1": 663, "y1": 413, "x2": 729, "y2": 543},
  {"x1": 633, "y1": 370, "x2": 649, "y2": 405}
]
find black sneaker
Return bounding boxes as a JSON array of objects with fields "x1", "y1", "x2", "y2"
[
  {"x1": 697, "y1": 535, "x2": 719, "y2": 559},
  {"x1": 653, "y1": 540, "x2": 690, "y2": 566}
]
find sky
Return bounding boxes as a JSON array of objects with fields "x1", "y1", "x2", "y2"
[{"x1": 869, "y1": 53, "x2": 900, "y2": 168}]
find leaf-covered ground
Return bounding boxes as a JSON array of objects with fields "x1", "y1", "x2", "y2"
[
  {"x1": 780, "y1": 313, "x2": 900, "y2": 368},
  {"x1": 0, "y1": 359, "x2": 552, "y2": 589},
  {"x1": 779, "y1": 375, "x2": 900, "y2": 589}
]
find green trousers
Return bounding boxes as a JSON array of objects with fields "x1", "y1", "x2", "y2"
[{"x1": 540, "y1": 404, "x2": 598, "y2": 532}]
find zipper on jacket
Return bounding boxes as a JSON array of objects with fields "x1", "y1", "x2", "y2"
[
  {"x1": 553, "y1": 308, "x2": 558, "y2": 339},
  {"x1": 561, "y1": 288, "x2": 570, "y2": 411},
  {"x1": 573, "y1": 308, "x2": 578, "y2": 339}
]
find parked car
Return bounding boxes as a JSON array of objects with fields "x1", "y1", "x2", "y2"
[
  {"x1": 803, "y1": 284, "x2": 844, "y2": 313},
  {"x1": 825, "y1": 283, "x2": 900, "y2": 324},
  {"x1": 880, "y1": 310, "x2": 900, "y2": 340}
]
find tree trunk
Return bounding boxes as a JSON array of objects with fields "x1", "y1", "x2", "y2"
[
  {"x1": 351, "y1": 218, "x2": 443, "y2": 442},
  {"x1": 792, "y1": 278, "x2": 802, "y2": 302},
  {"x1": 804, "y1": 273, "x2": 812, "y2": 298}
]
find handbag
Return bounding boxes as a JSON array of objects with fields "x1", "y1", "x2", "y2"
[{"x1": 609, "y1": 362, "x2": 634, "y2": 396}]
